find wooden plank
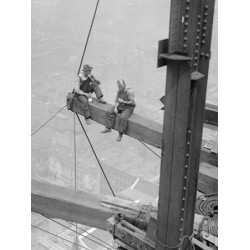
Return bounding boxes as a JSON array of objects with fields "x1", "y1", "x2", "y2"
[{"x1": 68, "y1": 97, "x2": 217, "y2": 166}]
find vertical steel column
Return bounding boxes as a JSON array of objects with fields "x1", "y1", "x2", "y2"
[{"x1": 156, "y1": 0, "x2": 215, "y2": 250}]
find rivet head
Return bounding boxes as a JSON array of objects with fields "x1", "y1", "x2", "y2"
[
  {"x1": 203, "y1": 27, "x2": 207, "y2": 31},
  {"x1": 196, "y1": 36, "x2": 199, "y2": 39},
  {"x1": 197, "y1": 29, "x2": 200, "y2": 33},
  {"x1": 182, "y1": 208, "x2": 185, "y2": 211},
  {"x1": 197, "y1": 22, "x2": 201, "y2": 26},
  {"x1": 205, "y1": 5, "x2": 209, "y2": 9},
  {"x1": 186, "y1": 7, "x2": 190, "y2": 11},
  {"x1": 194, "y1": 63, "x2": 197, "y2": 67},
  {"x1": 186, "y1": 0, "x2": 190, "y2": 3},
  {"x1": 185, "y1": 165, "x2": 188, "y2": 168},
  {"x1": 203, "y1": 19, "x2": 207, "y2": 23},
  {"x1": 195, "y1": 56, "x2": 198, "y2": 60},
  {"x1": 198, "y1": 15, "x2": 201, "y2": 19},
  {"x1": 184, "y1": 176, "x2": 187, "y2": 179},
  {"x1": 180, "y1": 228, "x2": 183, "y2": 232},
  {"x1": 181, "y1": 218, "x2": 184, "y2": 222},
  {"x1": 201, "y1": 52, "x2": 204, "y2": 56},
  {"x1": 183, "y1": 44, "x2": 187, "y2": 48},
  {"x1": 185, "y1": 14, "x2": 189, "y2": 19},
  {"x1": 205, "y1": 53, "x2": 210, "y2": 58},
  {"x1": 182, "y1": 198, "x2": 185, "y2": 201},
  {"x1": 184, "y1": 37, "x2": 188, "y2": 41},
  {"x1": 202, "y1": 40, "x2": 205, "y2": 44},
  {"x1": 195, "y1": 43, "x2": 199, "y2": 46},
  {"x1": 179, "y1": 238, "x2": 182, "y2": 241},
  {"x1": 184, "y1": 29, "x2": 188, "y2": 33},
  {"x1": 185, "y1": 22, "x2": 188, "y2": 26},
  {"x1": 204, "y1": 12, "x2": 208, "y2": 16},
  {"x1": 183, "y1": 187, "x2": 186, "y2": 190},
  {"x1": 195, "y1": 50, "x2": 198, "y2": 53},
  {"x1": 188, "y1": 129, "x2": 191, "y2": 134},
  {"x1": 187, "y1": 141, "x2": 190, "y2": 145},
  {"x1": 202, "y1": 33, "x2": 206, "y2": 37},
  {"x1": 186, "y1": 153, "x2": 189, "y2": 157}
]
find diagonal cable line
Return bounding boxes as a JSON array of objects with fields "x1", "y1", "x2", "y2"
[
  {"x1": 41, "y1": 215, "x2": 115, "y2": 250},
  {"x1": 31, "y1": 104, "x2": 66, "y2": 136},
  {"x1": 138, "y1": 139, "x2": 161, "y2": 159},
  {"x1": 32, "y1": 224, "x2": 90, "y2": 250},
  {"x1": 75, "y1": 113, "x2": 116, "y2": 197},
  {"x1": 66, "y1": 220, "x2": 116, "y2": 250}
]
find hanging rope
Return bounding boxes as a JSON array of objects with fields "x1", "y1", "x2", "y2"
[
  {"x1": 77, "y1": 0, "x2": 100, "y2": 75},
  {"x1": 75, "y1": 113, "x2": 116, "y2": 197},
  {"x1": 31, "y1": 104, "x2": 66, "y2": 136},
  {"x1": 41, "y1": 214, "x2": 115, "y2": 250}
]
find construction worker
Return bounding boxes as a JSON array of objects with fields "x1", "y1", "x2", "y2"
[
  {"x1": 101, "y1": 79, "x2": 136, "y2": 141},
  {"x1": 74, "y1": 64, "x2": 107, "y2": 125}
]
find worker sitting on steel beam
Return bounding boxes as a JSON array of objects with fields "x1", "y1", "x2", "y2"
[
  {"x1": 101, "y1": 79, "x2": 136, "y2": 142},
  {"x1": 74, "y1": 64, "x2": 107, "y2": 125}
]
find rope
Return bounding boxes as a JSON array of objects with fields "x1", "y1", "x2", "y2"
[
  {"x1": 75, "y1": 113, "x2": 116, "y2": 197},
  {"x1": 138, "y1": 139, "x2": 161, "y2": 159},
  {"x1": 77, "y1": 0, "x2": 100, "y2": 75},
  {"x1": 31, "y1": 105, "x2": 66, "y2": 136},
  {"x1": 154, "y1": 230, "x2": 195, "y2": 250},
  {"x1": 41, "y1": 215, "x2": 115, "y2": 250},
  {"x1": 31, "y1": 224, "x2": 90, "y2": 250}
]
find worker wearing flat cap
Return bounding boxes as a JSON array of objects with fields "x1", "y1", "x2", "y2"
[{"x1": 74, "y1": 64, "x2": 107, "y2": 125}]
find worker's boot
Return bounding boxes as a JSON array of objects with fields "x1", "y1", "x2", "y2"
[
  {"x1": 97, "y1": 97, "x2": 107, "y2": 104},
  {"x1": 85, "y1": 118, "x2": 91, "y2": 125},
  {"x1": 116, "y1": 133, "x2": 123, "y2": 142},
  {"x1": 101, "y1": 127, "x2": 111, "y2": 133}
]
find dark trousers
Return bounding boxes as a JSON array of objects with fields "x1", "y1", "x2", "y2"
[
  {"x1": 105, "y1": 105, "x2": 135, "y2": 134},
  {"x1": 80, "y1": 81, "x2": 103, "y2": 99},
  {"x1": 75, "y1": 94, "x2": 91, "y2": 119}
]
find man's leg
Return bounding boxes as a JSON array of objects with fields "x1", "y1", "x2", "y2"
[
  {"x1": 77, "y1": 95, "x2": 92, "y2": 124},
  {"x1": 117, "y1": 107, "x2": 134, "y2": 141},
  {"x1": 89, "y1": 82, "x2": 106, "y2": 103},
  {"x1": 101, "y1": 106, "x2": 116, "y2": 133}
]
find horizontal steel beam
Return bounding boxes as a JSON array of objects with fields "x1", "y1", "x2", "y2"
[{"x1": 67, "y1": 97, "x2": 217, "y2": 166}]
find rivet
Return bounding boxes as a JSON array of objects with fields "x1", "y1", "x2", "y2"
[
  {"x1": 180, "y1": 228, "x2": 183, "y2": 232},
  {"x1": 186, "y1": 0, "x2": 190, "y2": 3},
  {"x1": 184, "y1": 37, "x2": 188, "y2": 41},
  {"x1": 183, "y1": 44, "x2": 187, "y2": 48},
  {"x1": 185, "y1": 22, "x2": 188, "y2": 26},
  {"x1": 205, "y1": 53, "x2": 210, "y2": 58},
  {"x1": 188, "y1": 129, "x2": 191, "y2": 134},
  {"x1": 179, "y1": 238, "x2": 182, "y2": 241},
  {"x1": 203, "y1": 27, "x2": 207, "y2": 31},
  {"x1": 194, "y1": 63, "x2": 197, "y2": 67},
  {"x1": 195, "y1": 43, "x2": 199, "y2": 46},
  {"x1": 184, "y1": 29, "x2": 188, "y2": 33},
  {"x1": 187, "y1": 141, "x2": 190, "y2": 145},
  {"x1": 200, "y1": 52, "x2": 204, "y2": 56},
  {"x1": 195, "y1": 50, "x2": 198, "y2": 53},
  {"x1": 181, "y1": 218, "x2": 184, "y2": 222},
  {"x1": 183, "y1": 187, "x2": 186, "y2": 190},
  {"x1": 182, "y1": 208, "x2": 185, "y2": 211},
  {"x1": 182, "y1": 198, "x2": 186, "y2": 201},
  {"x1": 198, "y1": 22, "x2": 201, "y2": 26},
  {"x1": 186, "y1": 7, "x2": 190, "y2": 11},
  {"x1": 204, "y1": 12, "x2": 208, "y2": 16},
  {"x1": 197, "y1": 29, "x2": 200, "y2": 33},
  {"x1": 203, "y1": 19, "x2": 207, "y2": 24},
  {"x1": 205, "y1": 5, "x2": 209, "y2": 9},
  {"x1": 185, "y1": 165, "x2": 188, "y2": 168},
  {"x1": 196, "y1": 36, "x2": 199, "y2": 39},
  {"x1": 198, "y1": 15, "x2": 201, "y2": 19},
  {"x1": 186, "y1": 153, "x2": 189, "y2": 157},
  {"x1": 202, "y1": 40, "x2": 205, "y2": 44},
  {"x1": 202, "y1": 33, "x2": 206, "y2": 37},
  {"x1": 184, "y1": 176, "x2": 187, "y2": 179},
  {"x1": 185, "y1": 14, "x2": 189, "y2": 19},
  {"x1": 195, "y1": 56, "x2": 198, "y2": 60}
]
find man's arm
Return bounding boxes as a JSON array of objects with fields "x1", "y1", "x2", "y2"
[
  {"x1": 89, "y1": 74, "x2": 101, "y2": 85},
  {"x1": 119, "y1": 89, "x2": 135, "y2": 106},
  {"x1": 74, "y1": 76, "x2": 91, "y2": 97}
]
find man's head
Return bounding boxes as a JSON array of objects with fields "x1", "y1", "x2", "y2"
[
  {"x1": 82, "y1": 64, "x2": 93, "y2": 76},
  {"x1": 117, "y1": 79, "x2": 126, "y2": 91}
]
